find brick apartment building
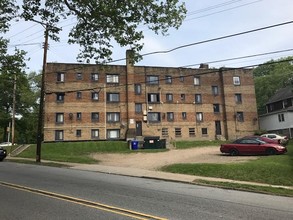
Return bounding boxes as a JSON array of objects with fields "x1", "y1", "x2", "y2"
[{"x1": 44, "y1": 53, "x2": 259, "y2": 142}]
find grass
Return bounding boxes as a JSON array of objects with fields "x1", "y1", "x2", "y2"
[
  {"x1": 193, "y1": 180, "x2": 293, "y2": 197},
  {"x1": 16, "y1": 141, "x2": 167, "y2": 163},
  {"x1": 161, "y1": 141, "x2": 293, "y2": 186}
]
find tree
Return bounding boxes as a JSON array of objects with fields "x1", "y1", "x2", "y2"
[
  {"x1": 21, "y1": 0, "x2": 186, "y2": 63},
  {"x1": 253, "y1": 57, "x2": 293, "y2": 114}
]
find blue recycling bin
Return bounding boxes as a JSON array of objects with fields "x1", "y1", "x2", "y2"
[{"x1": 131, "y1": 140, "x2": 139, "y2": 150}]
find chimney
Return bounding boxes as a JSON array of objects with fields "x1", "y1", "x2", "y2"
[{"x1": 199, "y1": 63, "x2": 209, "y2": 69}]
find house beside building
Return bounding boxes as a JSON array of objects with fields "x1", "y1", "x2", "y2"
[
  {"x1": 259, "y1": 86, "x2": 293, "y2": 138},
  {"x1": 43, "y1": 52, "x2": 258, "y2": 142}
]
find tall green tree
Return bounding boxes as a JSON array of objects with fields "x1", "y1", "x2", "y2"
[
  {"x1": 253, "y1": 57, "x2": 293, "y2": 115},
  {"x1": 21, "y1": 0, "x2": 186, "y2": 63}
]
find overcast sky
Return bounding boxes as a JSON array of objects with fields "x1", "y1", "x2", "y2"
[{"x1": 4, "y1": 0, "x2": 293, "y2": 72}]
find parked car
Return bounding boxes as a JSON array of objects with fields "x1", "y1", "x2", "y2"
[
  {"x1": 261, "y1": 134, "x2": 289, "y2": 145},
  {"x1": 0, "y1": 142, "x2": 12, "y2": 147},
  {"x1": 0, "y1": 147, "x2": 7, "y2": 161},
  {"x1": 243, "y1": 136, "x2": 279, "y2": 145},
  {"x1": 220, "y1": 137, "x2": 287, "y2": 156}
]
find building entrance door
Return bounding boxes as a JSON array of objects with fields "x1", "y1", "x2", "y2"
[
  {"x1": 215, "y1": 121, "x2": 222, "y2": 135},
  {"x1": 136, "y1": 121, "x2": 142, "y2": 136}
]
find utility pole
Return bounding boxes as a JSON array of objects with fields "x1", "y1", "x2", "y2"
[
  {"x1": 36, "y1": 25, "x2": 49, "y2": 163},
  {"x1": 11, "y1": 74, "x2": 17, "y2": 146}
]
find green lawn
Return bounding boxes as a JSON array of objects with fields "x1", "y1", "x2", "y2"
[
  {"x1": 161, "y1": 141, "x2": 293, "y2": 186},
  {"x1": 16, "y1": 141, "x2": 166, "y2": 163}
]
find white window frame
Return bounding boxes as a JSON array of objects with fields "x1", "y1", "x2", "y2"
[
  {"x1": 147, "y1": 75, "x2": 159, "y2": 85},
  {"x1": 233, "y1": 76, "x2": 241, "y2": 85},
  {"x1": 106, "y1": 74, "x2": 119, "y2": 83},
  {"x1": 107, "y1": 112, "x2": 120, "y2": 122},
  {"x1": 55, "y1": 130, "x2": 64, "y2": 141},
  {"x1": 92, "y1": 92, "x2": 99, "y2": 101},
  {"x1": 91, "y1": 129, "x2": 99, "y2": 138},
  {"x1": 194, "y1": 76, "x2": 200, "y2": 85},
  {"x1": 107, "y1": 129, "x2": 120, "y2": 139},
  {"x1": 107, "y1": 93, "x2": 120, "y2": 102},
  {"x1": 55, "y1": 113, "x2": 64, "y2": 123},
  {"x1": 196, "y1": 112, "x2": 203, "y2": 122},
  {"x1": 57, "y1": 72, "x2": 65, "y2": 82},
  {"x1": 91, "y1": 73, "x2": 99, "y2": 81}
]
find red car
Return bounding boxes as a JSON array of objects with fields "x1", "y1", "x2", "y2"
[{"x1": 220, "y1": 138, "x2": 287, "y2": 156}]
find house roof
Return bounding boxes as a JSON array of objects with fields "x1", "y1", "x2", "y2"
[{"x1": 266, "y1": 86, "x2": 293, "y2": 104}]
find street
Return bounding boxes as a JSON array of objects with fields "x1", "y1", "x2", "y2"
[{"x1": 1, "y1": 162, "x2": 292, "y2": 220}]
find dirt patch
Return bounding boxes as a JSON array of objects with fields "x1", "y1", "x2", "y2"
[{"x1": 91, "y1": 147, "x2": 258, "y2": 170}]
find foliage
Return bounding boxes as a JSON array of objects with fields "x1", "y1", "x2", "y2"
[
  {"x1": 21, "y1": 0, "x2": 186, "y2": 63},
  {"x1": 253, "y1": 57, "x2": 293, "y2": 114}
]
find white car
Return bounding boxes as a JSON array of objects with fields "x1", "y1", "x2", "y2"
[
  {"x1": 0, "y1": 142, "x2": 12, "y2": 147},
  {"x1": 261, "y1": 134, "x2": 288, "y2": 145}
]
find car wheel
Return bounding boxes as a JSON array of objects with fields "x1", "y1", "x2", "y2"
[
  {"x1": 266, "y1": 148, "x2": 276, "y2": 155},
  {"x1": 229, "y1": 149, "x2": 239, "y2": 156}
]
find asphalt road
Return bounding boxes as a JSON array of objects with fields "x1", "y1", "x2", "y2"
[{"x1": 0, "y1": 162, "x2": 292, "y2": 220}]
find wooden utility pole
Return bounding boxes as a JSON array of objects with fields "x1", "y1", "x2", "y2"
[
  {"x1": 11, "y1": 74, "x2": 17, "y2": 146},
  {"x1": 36, "y1": 25, "x2": 49, "y2": 163}
]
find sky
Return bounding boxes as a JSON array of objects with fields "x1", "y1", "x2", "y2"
[{"x1": 4, "y1": 0, "x2": 293, "y2": 73}]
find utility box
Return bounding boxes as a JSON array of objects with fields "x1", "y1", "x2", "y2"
[{"x1": 143, "y1": 136, "x2": 166, "y2": 149}]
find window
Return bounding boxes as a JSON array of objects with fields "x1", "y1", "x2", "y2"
[
  {"x1": 202, "y1": 128, "x2": 208, "y2": 135},
  {"x1": 194, "y1": 76, "x2": 200, "y2": 85},
  {"x1": 162, "y1": 128, "x2": 169, "y2": 137},
  {"x1": 195, "y1": 94, "x2": 202, "y2": 104},
  {"x1": 189, "y1": 128, "x2": 195, "y2": 137},
  {"x1": 76, "y1": 112, "x2": 82, "y2": 120},
  {"x1": 236, "y1": 112, "x2": 244, "y2": 122},
  {"x1": 56, "y1": 93, "x2": 64, "y2": 102},
  {"x1": 134, "y1": 84, "x2": 142, "y2": 95},
  {"x1": 76, "y1": 72, "x2": 82, "y2": 80},
  {"x1": 166, "y1": 93, "x2": 173, "y2": 102},
  {"x1": 175, "y1": 128, "x2": 181, "y2": 137},
  {"x1": 91, "y1": 92, "x2": 99, "y2": 101},
  {"x1": 91, "y1": 112, "x2": 99, "y2": 122},
  {"x1": 165, "y1": 75, "x2": 172, "y2": 84},
  {"x1": 213, "y1": 104, "x2": 220, "y2": 113},
  {"x1": 107, "y1": 112, "x2": 120, "y2": 122},
  {"x1": 55, "y1": 130, "x2": 64, "y2": 141},
  {"x1": 182, "y1": 112, "x2": 187, "y2": 120},
  {"x1": 91, "y1": 129, "x2": 99, "y2": 138},
  {"x1": 180, "y1": 75, "x2": 184, "y2": 82},
  {"x1": 180, "y1": 94, "x2": 185, "y2": 101},
  {"x1": 147, "y1": 112, "x2": 161, "y2": 123},
  {"x1": 235, "y1": 93, "x2": 242, "y2": 103},
  {"x1": 106, "y1": 74, "x2": 119, "y2": 83},
  {"x1": 135, "y1": 103, "x2": 142, "y2": 113},
  {"x1": 55, "y1": 113, "x2": 64, "y2": 123},
  {"x1": 147, "y1": 75, "x2": 159, "y2": 85},
  {"x1": 107, "y1": 93, "x2": 120, "y2": 102},
  {"x1": 57, "y1": 72, "x2": 65, "y2": 82},
  {"x1": 167, "y1": 112, "x2": 174, "y2": 121},
  {"x1": 212, "y1": 86, "x2": 219, "y2": 96},
  {"x1": 148, "y1": 93, "x2": 160, "y2": 103},
  {"x1": 91, "y1": 73, "x2": 99, "y2": 81},
  {"x1": 107, "y1": 129, "x2": 120, "y2": 139},
  {"x1": 76, "y1": 91, "x2": 82, "y2": 99},
  {"x1": 76, "y1": 129, "x2": 81, "y2": 137},
  {"x1": 233, "y1": 76, "x2": 240, "y2": 85},
  {"x1": 278, "y1": 114, "x2": 285, "y2": 122},
  {"x1": 196, "y1": 112, "x2": 203, "y2": 122}
]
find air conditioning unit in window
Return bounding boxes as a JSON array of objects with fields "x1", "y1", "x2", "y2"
[
  {"x1": 148, "y1": 106, "x2": 153, "y2": 110},
  {"x1": 143, "y1": 110, "x2": 147, "y2": 115},
  {"x1": 143, "y1": 116, "x2": 147, "y2": 121}
]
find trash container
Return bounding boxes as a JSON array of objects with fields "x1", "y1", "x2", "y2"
[{"x1": 131, "y1": 140, "x2": 139, "y2": 150}]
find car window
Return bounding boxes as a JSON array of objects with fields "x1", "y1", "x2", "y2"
[{"x1": 268, "y1": 135, "x2": 276, "y2": 138}]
